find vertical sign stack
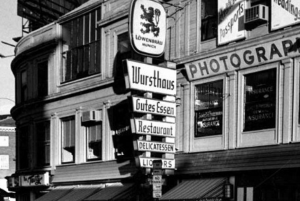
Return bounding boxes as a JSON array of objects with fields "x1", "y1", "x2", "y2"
[{"x1": 127, "y1": 0, "x2": 176, "y2": 198}]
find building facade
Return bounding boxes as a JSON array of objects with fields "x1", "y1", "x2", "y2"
[{"x1": 7, "y1": 0, "x2": 300, "y2": 201}]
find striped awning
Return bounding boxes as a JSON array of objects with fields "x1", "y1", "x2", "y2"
[
  {"x1": 84, "y1": 184, "x2": 134, "y2": 201},
  {"x1": 56, "y1": 186, "x2": 101, "y2": 201},
  {"x1": 160, "y1": 178, "x2": 226, "y2": 200},
  {"x1": 35, "y1": 186, "x2": 74, "y2": 201}
]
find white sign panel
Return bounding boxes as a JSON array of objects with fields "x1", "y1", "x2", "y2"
[
  {"x1": 129, "y1": 0, "x2": 166, "y2": 57},
  {"x1": 271, "y1": 0, "x2": 300, "y2": 30},
  {"x1": 0, "y1": 155, "x2": 8, "y2": 169},
  {"x1": 131, "y1": 119, "x2": 175, "y2": 137},
  {"x1": 0, "y1": 136, "x2": 9, "y2": 147},
  {"x1": 138, "y1": 157, "x2": 175, "y2": 169},
  {"x1": 218, "y1": 0, "x2": 246, "y2": 45},
  {"x1": 135, "y1": 140, "x2": 175, "y2": 153},
  {"x1": 20, "y1": 172, "x2": 50, "y2": 187},
  {"x1": 125, "y1": 60, "x2": 176, "y2": 95},
  {"x1": 132, "y1": 97, "x2": 176, "y2": 117},
  {"x1": 153, "y1": 190, "x2": 162, "y2": 198}
]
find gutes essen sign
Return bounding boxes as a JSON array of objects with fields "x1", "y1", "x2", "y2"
[{"x1": 185, "y1": 35, "x2": 300, "y2": 80}]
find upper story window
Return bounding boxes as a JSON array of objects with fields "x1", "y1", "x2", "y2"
[
  {"x1": 21, "y1": 70, "x2": 27, "y2": 102},
  {"x1": 61, "y1": 116, "x2": 75, "y2": 163},
  {"x1": 19, "y1": 126, "x2": 30, "y2": 170},
  {"x1": 61, "y1": 7, "x2": 101, "y2": 83},
  {"x1": 243, "y1": 69, "x2": 276, "y2": 132},
  {"x1": 36, "y1": 121, "x2": 50, "y2": 167},
  {"x1": 194, "y1": 80, "x2": 223, "y2": 137},
  {"x1": 37, "y1": 60, "x2": 48, "y2": 97},
  {"x1": 86, "y1": 123, "x2": 102, "y2": 161},
  {"x1": 201, "y1": 0, "x2": 217, "y2": 41}
]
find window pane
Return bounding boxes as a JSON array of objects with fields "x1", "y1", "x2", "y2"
[
  {"x1": 244, "y1": 69, "x2": 276, "y2": 131},
  {"x1": 36, "y1": 121, "x2": 50, "y2": 166},
  {"x1": 19, "y1": 126, "x2": 30, "y2": 169},
  {"x1": 37, "y1": 61, "x2": 48, "y2": 97},
  {"x1": 201, "y1": 0, "x2": 217, "y2": 41},
  {"x1": 87, "y1": 123, "x2": 102, "y2": 160},
  {"x1": 21, "y1": 70, "x2": 27, "y2": 102},
  {"x1": 195, "y1": 80, "x2": 223, "y2": 137},
  {"x1": 61, "y1": 117, "x2": 75, "y2": 163}
]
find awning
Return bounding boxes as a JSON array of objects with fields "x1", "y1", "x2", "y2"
[
  {"x1": 35, "y1": 186, "x2": 74, "y2": 201},
  {"x1": 160, "y1": 178, "x2": 226, "y2": 201},
  {"x1": 35, "y1": 186, "x2": 102, "y2": 201},
  {"x1": 84, "y1": 184, "x2": 134, "y2": 201},
  {"x1": 57, "y1": 186, "x2": 102, "y2": 201}
]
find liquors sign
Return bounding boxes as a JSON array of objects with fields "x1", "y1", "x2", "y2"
[{"x1": 129, "y1": 0, "x2": 166, "y2": 57}]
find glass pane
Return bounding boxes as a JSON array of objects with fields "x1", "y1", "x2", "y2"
[
  {"x1": 195, "y1": 80, "x2": 223, "y2": 137},
  {"x1": 243, "y1": 69, "x2": 276, "y2": 131},
  {"x1": 61, "y1": 117, "x2": 75, "y2": 163},
  {"x1": 87, "y1": 123, "x2": 102, "y2": 160},
  {"x1": 201, "y1": 0, "x2": 217, "y2": 41}
]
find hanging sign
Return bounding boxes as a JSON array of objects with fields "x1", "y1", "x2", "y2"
[
  {"x1": 134, "y1": 140, "x2": 175, "y2": 153},
  {"x1": 131, "y1": 119, "x2": 175, "y2": 137},
  {"x1": 129, "y1": 0, "x2": 167, "y2": 57},
  {"x1": 125, "y1": 60, "x2": 176, "y2": 95},
  {"x1": 271, "y1": 0, "x2": 300, "y2": 30},
  {"x1": 138, "y1": 157, "x2": 175, "y2": 169},
  {"x1": 131, "y1": 96, "x2": 176, "y2": 117},
  {"x1": 218, "y1": 0, "x2": 246, "y2": 45}
]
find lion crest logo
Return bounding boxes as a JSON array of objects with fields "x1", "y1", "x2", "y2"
[{"x1": 140, "y1": 4, "x2": 161, "y2": 37}]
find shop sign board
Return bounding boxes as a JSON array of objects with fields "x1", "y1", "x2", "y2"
[
  {"x1": 153, "y1": 190, "x2": 162, "y2": 198},
  {"x1": 185, "y1": 35, "x2": 300, "y2": 80},
  {"x1": 153, "y1": 183, "x2": 162, "y2": 190},
  {"x1": 20, "y1": 172, "x2": 50, "y2": 187},
  {"x1": 271, "y1": 0, "x2": 300, "y2": 30},
  {"x1": 129, "y1": 0, "x2": 166, "y2": 57},
  {"x1": 138, "y1": 157, "x2": 175, "y2": 169},
  {"x1": 131, "y1": 119, "x2": 175, "y2": 137},
  {"x1": 125, "y1": 60, "x2": 176, "y2": 95},
  {"x1": 134, "y1": 140, "x2": 175, "y2": 153},
  {"x1": 131, "y1": 96, "x2": 176, "y2": 117},
  {"x1": 218, "y1": 0, "x2": 246, "y2": 45}
]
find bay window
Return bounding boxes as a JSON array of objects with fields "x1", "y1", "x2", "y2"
[
  {"x1": 194, "y1": 80, "x2": 223, "y2": 137},
  {"x1": 19, "y1": 126, "x2": 30, "y2": 169},
  {"x1": 36, "y1": 121, "x2": 50, "y2": 167}
]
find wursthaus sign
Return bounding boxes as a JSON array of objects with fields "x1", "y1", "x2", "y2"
[{"x1": 185, "y1": 35, "x2": 300, "y2": 80}]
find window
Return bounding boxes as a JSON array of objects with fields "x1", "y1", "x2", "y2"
[
  {"x1": 62, "y1": 7, "x2": 101, "y2": 82},
  {"x1": 19, "y1": 126, "x2": 30, "y2": 169},
  {"x1": 86, "y1": 123, "x2": 102, "y2": 161},
  {"x1": 61, "y1": 117, "x2": 75, "y2": 163},
  {"x1": 201, "y1": 0, "x2": 217, "y2": 41},
  {"x1": 36, "y1": 121, "x2": 50, "y2": 166},
  {"x1": 21, "y1": 70, "x2": 27, "y2": 102},
  {"x1": 37, "y1": 60, "x2": 48, "y2": 97},
  {"x1": 194, "y1": 80, "x2": 223, "y2": 137},
  {"x1": 243, "y1": 69, "x2": 276, "y2": 132}
]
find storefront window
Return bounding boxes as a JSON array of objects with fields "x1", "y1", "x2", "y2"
[
  {"x1": 244, "y1": 69, "x2": 276, "y2": 132},
  {"x1": 195, "y1": 80, "x2": 223, "y2": 137}
]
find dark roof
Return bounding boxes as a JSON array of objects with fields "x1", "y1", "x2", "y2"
[{"x1": 0, "y1": 116, "x2": 15, "y2": 127}]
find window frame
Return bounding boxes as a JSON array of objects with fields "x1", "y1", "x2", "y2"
[
  {"x1": 61, "y1": 116, "x2": 76, "y2": 164},
  {"x1": 35, "y1": 120, "x2": 51, "y2": 167},
  {"x1": 191, "y1": 74, "x2": 227, "y2": 152},
  {"x1": 18, "y1": 125, "x2": 30, "y2": 170},
  {"x1": 85, "y1": 122, "x2": 102, "y2": 161},
  {"x1": 237, "y1": 63, "x2": 280, "y2": 147},
  {"x1": 37, "y1": 59, "x2": 49, "y2": 97}
]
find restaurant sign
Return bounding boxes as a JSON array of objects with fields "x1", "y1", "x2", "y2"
[
  {"x1": 185, "y1": 35, "x2": 300, "y2": 80},
  {"x1": 134, "y1": 140, "x2": 175, "y2": 153},
  {"x1": 131, "y1": 119, "x2": 175, "y2": 137},
  {"x1": 271, "y1": 0, "x2": 300, "y2": 30},
  {"x1": 131, "y1": 96, "x2": 176, "y2": 117},
  {"x1": 129, "y1": 0, "x2": 166, "y2": 57},
  {"x1": 125, "y1": 60, "x2": 176, "y2": 95},
  {"x1": 218, "y1": 0, "x2": 246, "y2": 45}
]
